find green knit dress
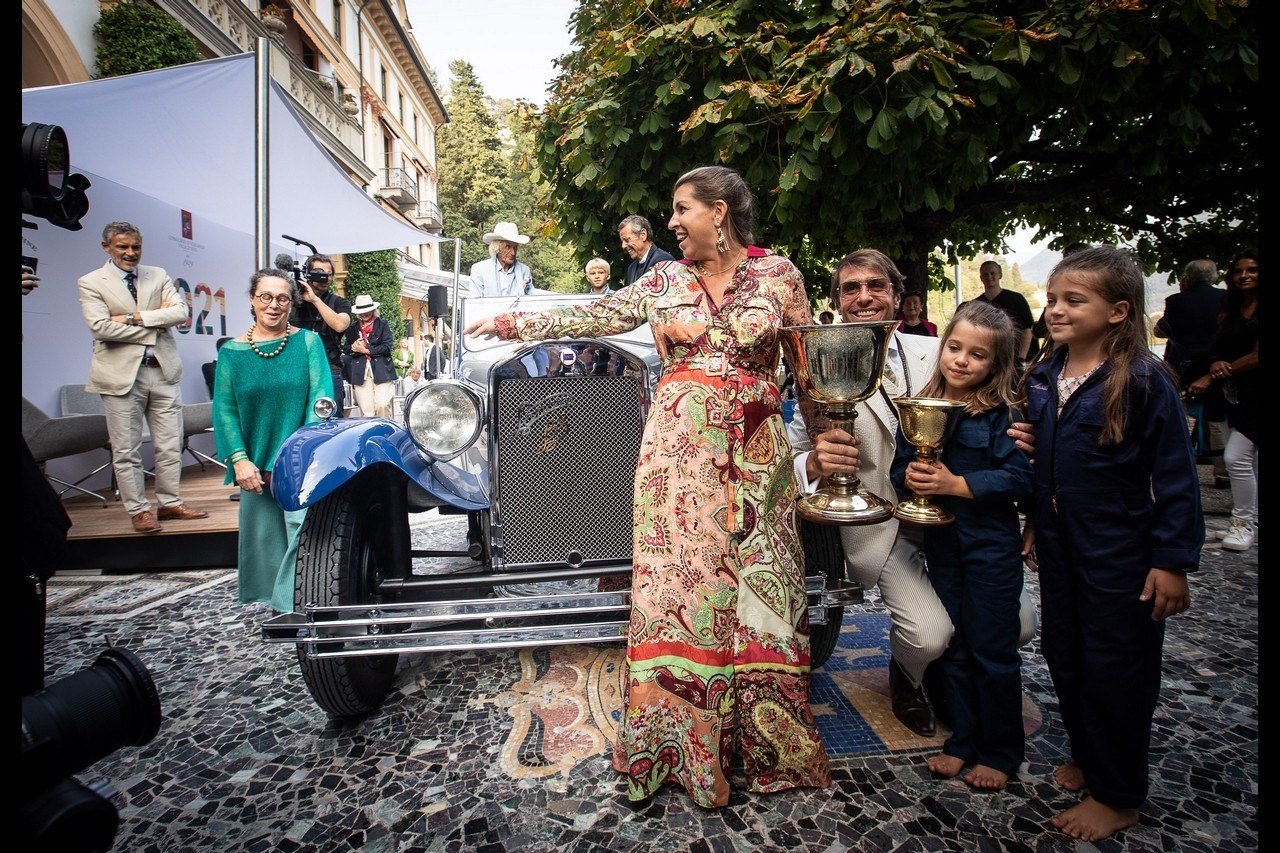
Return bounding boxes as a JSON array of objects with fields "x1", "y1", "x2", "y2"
[{"x1": 213, "y1": 328, "x2": 332, "y2": 611}]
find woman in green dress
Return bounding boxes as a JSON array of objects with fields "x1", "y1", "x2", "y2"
[{"x1": 214, "y1": 268, "x2": 333, "y2": 612}]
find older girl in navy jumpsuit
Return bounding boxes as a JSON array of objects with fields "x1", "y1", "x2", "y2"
[
  {"x1": 1022, "y1": 246, "x2": 1201, "y2": 842},
  {"x1": 891, "y1": 301, "x2": 1033, "y2": 790}
]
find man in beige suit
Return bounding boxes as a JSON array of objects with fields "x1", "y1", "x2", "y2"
[
  {"x1": 788, "y1": 249, "x2": 1036, "y2": 738},
  {"x1": 78, "y1": 221, "x2": 208, "y2": 533}
]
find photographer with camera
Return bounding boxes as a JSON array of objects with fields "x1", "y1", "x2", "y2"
[{"x1": 287, "y1": 253, "x2": 352, "y2": 415}]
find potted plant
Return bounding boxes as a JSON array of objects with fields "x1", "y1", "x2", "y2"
[
  {"x1": 260, "y1": 4, "x2": 286, "y2": 35},
  {"x1": 342, "y1": 93, "x2": 360, "y2": 116}
]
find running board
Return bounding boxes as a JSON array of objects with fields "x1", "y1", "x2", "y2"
[{"x1": 262, "y1": 582, "x2": 861, "y2": 657}]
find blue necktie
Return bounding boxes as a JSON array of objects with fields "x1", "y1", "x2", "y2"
[{"x1": 124, "y1": 271, "x2": 138, "y2": 301}]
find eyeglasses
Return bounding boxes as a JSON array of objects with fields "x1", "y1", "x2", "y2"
[
  {"x1": 838, "y1": 278, "x2": 892, "y2": 297},
  {"x1": 254, "y1": 292, "x2": 295, "y2": 307}
]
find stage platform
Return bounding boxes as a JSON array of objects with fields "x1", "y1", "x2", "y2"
[{"x1": 61, "y1": 462, "x2": 239, "y2": 572}]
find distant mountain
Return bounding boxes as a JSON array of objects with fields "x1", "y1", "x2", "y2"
[{"x1": 1017, "y1": 248, "x2": 1061, "y2": 285}]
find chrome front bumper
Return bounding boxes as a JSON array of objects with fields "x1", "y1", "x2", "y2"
[{"x1": 262, "y1": 577, "x2": 864, "y2": 658}]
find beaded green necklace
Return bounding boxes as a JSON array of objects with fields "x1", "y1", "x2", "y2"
[{"x1": 247, "y1": 325, "x2": 293, "y2": 359}]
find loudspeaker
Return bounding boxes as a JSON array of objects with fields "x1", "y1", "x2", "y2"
[{"x1": 427, "y1": 285, "x2": 447, "y2": 318}]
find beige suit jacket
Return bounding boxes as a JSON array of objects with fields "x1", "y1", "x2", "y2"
[
  {"x1": 789, "y1": 331, "x2": 940, "y2": 574},
  {"x1": 78, "y1": 261, "x2": 189, "y2": 396}
]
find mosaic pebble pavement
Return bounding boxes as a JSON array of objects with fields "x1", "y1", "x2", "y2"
[{"x1": 38, "y1": 473, "x2": 1256, "y2": 852}]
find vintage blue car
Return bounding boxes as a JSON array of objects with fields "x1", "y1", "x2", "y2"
[{"x1": 263, "y1": 291, "x2": 859, "y2": 718}]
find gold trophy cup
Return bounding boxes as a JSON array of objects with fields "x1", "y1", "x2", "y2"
[
  {"x1": 892, "y1": 397, "x2": 966, "y2": 525},
  {"x1": 780, "y1": 321, "x2": 898, "y2": 525}
]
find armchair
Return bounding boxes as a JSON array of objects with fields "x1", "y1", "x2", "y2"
[{"x1": 22, "y1": 397, "x2": 113, "y2": 506}]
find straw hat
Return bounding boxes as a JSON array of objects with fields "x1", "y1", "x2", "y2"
[
  {"x1": 351, "y1": 294, "x2": 379, "y2": 314},
  {"x1": 482, "y1": 222, "x2": 531, "y2": 245}
]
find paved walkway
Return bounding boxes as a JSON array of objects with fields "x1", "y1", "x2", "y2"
[{"x1": 34, "y1": 471, "x2": 1256, "y2": 851}]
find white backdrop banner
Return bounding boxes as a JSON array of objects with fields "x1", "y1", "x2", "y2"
[{"x1": 23, "y1": 52, "x2": 445, "y2": 491}]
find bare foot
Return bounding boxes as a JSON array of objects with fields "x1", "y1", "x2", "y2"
[
  {"x1": 1053, "y1": 762, "x2": 1086, "y2": 792},
  {"x1": 926, "y1": 753, "x2": 965, "y2": 778},
  {"x1": 964, "y1": 764, "x2": 1009, "y2": 790},
  {"x1": 1050, "y1": 796, "x2": 1140, "y2": 841}
]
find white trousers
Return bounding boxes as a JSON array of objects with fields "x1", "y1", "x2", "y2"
[
  {"x1": 1223, "y1": 423, "x2": 1259, "y2": 524},
  {"x1": 352, "y1": 372, "x2": 394, "y2": 419}
]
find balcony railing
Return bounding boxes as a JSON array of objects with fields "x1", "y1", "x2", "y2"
[
  {"x1": 413, "y1": 200, "x2": 443, "y2": 232},
  {"x1": 380, "y1": 167, "x2": 419, "y2": 208}
]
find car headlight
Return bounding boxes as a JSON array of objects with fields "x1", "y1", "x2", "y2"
[
  {"x1": 313, "y1": 396, "x2": 340, "y2": 420},
  {"x1": 404, "y1": 381, "x2": 483, "y2": 461}
]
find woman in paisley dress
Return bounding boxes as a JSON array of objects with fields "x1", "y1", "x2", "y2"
[{"x1": 465, "y1": 166, "x2": 830, "y2": 808}]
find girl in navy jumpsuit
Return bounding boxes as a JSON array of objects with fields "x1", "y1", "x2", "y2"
[
  {"x1": 1022, "y1": 246, "x2": 1201, "y2": 843},
  {"x1": 891, "y1": 301, "x2": 1033, "y2": 790}
]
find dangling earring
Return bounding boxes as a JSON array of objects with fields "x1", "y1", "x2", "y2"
[{"x1": 715, "y1": 223, "x2": 728, "y2": 255}]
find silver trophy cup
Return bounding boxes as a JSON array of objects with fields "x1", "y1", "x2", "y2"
[{"x1": 780, "y1": 321, "x2": 898, "y2": 525}]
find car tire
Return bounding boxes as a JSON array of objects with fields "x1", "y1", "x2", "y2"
[
  {"x1": 294, "y1": 475, "x2": 405, "y2": 718},
  {"x1": 800, "y1": 518, "x2": 847, "y2": 669}
]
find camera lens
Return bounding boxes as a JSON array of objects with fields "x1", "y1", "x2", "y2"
[
  {"x1": 308, "y1": 270, "x2": 330, "y2": 283},
  {"x1": 22, "y1": 647, "x2": 162, "y2": 794}
]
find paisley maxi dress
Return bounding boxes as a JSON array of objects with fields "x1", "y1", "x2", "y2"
[{"x1": 493, "y1": 247, "x2": 831, "y2": 808}]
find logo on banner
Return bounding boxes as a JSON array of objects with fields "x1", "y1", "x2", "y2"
[{"x1": 181, "y1": 209, "x2": 193, "y2": 240}]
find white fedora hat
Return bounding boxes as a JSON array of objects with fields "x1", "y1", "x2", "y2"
[
  {"x1": 351, "y1": 294, "x2": 380, "y2": 314},
  {"x1": 482, "y1": 221, "x2": 531, "y2": 245}
]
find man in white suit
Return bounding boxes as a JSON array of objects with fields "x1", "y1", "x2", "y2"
[
  {"x1": 788, "y1": 249, "x2": 1035, "y2": 737},
  {"x1": 469, "y1": 222, "x2": 535, "y2": 297},
  {"x1": 78, "y1": 221, "x2": 208, "y2": 534}
]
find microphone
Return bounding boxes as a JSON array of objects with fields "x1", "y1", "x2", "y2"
[{"x1": 274, "y1": 253, "x2": 296, "y2": 273}]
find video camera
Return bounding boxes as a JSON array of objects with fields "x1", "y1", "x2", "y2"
[
  {"x1": 275, "y1": 234, "x2": 325, "y2": 288},
  {"x1": 22, "y1": 644, "x2": 162, "y2": 851},
  {"x1": 22, "y1": 122, "x2": 91, "y2": 231}
]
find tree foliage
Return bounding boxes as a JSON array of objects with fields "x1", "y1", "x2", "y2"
[
  {"x1": 94, "y1": 0, "x2": 200, "y2": 78},
  {"x1": 345, "y1": 250, "x2": 405, "y2": 342},
  {"x1": 534, "y1": 0, "x2": 1259, "y2": 299},
  {"x1": 436, "y1": 61, "x2": 511, "y2": 274}
]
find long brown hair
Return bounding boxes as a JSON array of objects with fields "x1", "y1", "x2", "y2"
[
  {"x1": 1023, "y1": 245, "x2": 1167, "y2": 444},
  {"x1": 921, "y1": 301, "x2": 1024, "y2": 414}
]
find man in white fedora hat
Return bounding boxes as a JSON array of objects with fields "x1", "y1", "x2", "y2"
[{"x1": 469, "y1": 222, "x2": 535, "y2": 297}]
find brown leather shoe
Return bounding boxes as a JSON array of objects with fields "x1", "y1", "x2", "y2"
[
  {"x1": 158, "y1": 503, "x2": 210, "y2": 521},
  {"x1": 132, "y1": 511, "x2": 163, "y2": 534}
]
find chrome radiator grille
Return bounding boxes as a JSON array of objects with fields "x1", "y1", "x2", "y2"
[{"x1": 492, "y1": 373, "x2": 645, "y2": 570}]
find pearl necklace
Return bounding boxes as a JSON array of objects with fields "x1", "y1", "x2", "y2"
[{"x1": 247, "y1": 325, "x2": 292, "y2": 359}]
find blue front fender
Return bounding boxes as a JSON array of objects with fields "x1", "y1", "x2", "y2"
[{"x1": 270, "y1": 417, "x2": 489, "y2": 512}]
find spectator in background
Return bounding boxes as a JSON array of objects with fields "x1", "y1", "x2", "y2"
[
  {"x1": 971, "y1": 261, "x2": 1034, "y2": 362},
  {"x1": 618, "y1": 214, "x2": 675, "y2": 286},
  {"x1": 1186, "y1": 249, "x2": 1259, "y2": 551},
  {"x1": 585, "y1": 257, "x2": 615, "y2": 295},
  {"x1": 898, "y1": 290, "x2": 937, "y2": 336},
  {"x1": 470, "y1": 222, "x2": 534, "y2": 296},
  {"x1": 344, "y1": 295, "x2": 397, "y2": 418},
  {"x1": 214, "y1": 269, "x2": 332, "y2": 615},
  {"x1": 392, "y1": 339, "x2": 415, "y2": 378},
  {"x1": 78, "y1": 220, "x2": 208, "y2": 535},
  {"x1": 421, "y1": 333, "x2": 445, "y2": 379},
  {"x1": 818, "y1": 309, "x2": 836, "y2": 324},
  {"x1": 400, "y1": 365, "x2": 425, "y2": 395},
  {"x1": 290, "y1": 253, "x2": 352, "y2": 416},
  {"x1": 1154, "y1": 259, "x2": 1228, "y2": 488}
]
